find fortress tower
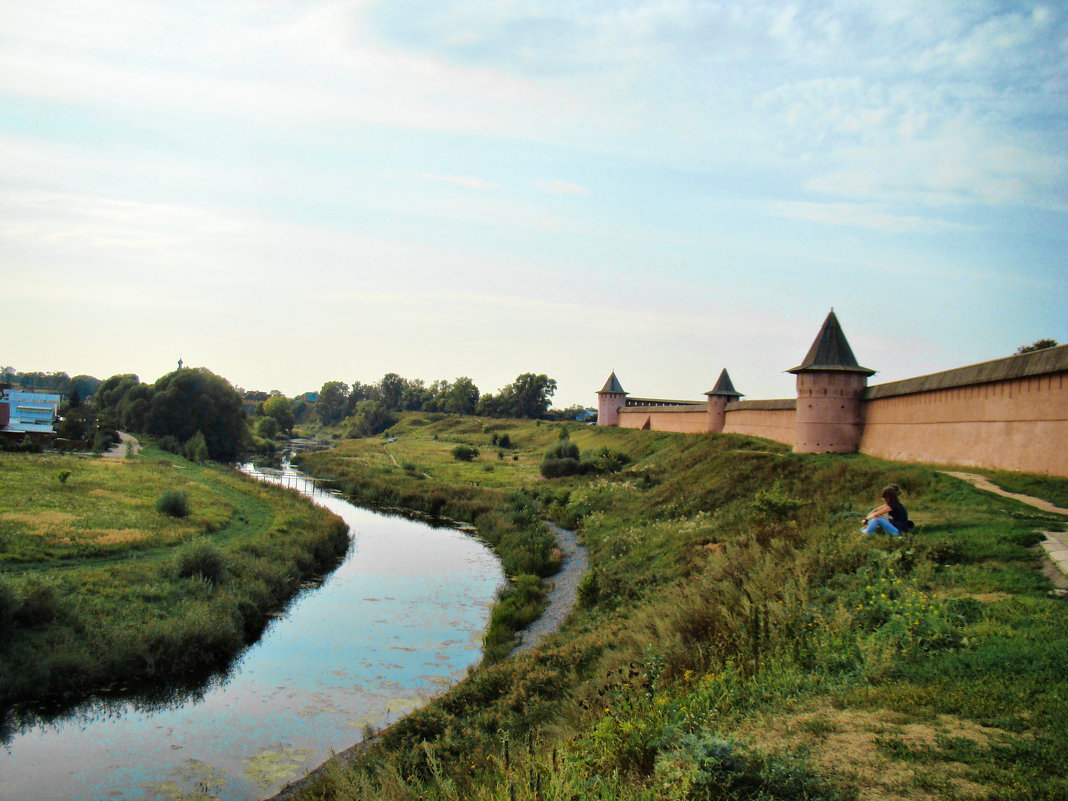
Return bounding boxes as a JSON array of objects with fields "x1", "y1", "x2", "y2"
[
  {"x1": 596, "y1": 372, "x2": 627, "y2": 427},
  {"x1": 788, "y1": 310, "x2": 874, "y2": 453},
  {"x1": 705, "y1": 369, "x2": 742, "y2": 433}
]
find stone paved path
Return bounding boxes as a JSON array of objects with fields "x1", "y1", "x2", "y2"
[{"x1": 942, "y1": 471, "x2": 1068, "y2": 580}]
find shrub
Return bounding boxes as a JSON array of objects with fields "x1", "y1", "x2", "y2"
[
  {"x1": 582, "y1": 446, "x2": 632, "y2": 474},
  {"x1": 451, "y1": 445, "x2": 480, "y2": 462},
  {"x1": 57, "y1": 470, "x2": 72, "y2": 486},
  {"x1": 0, "y1": 578, "x2": 18, "y2": 634},
  {"x1": 14, "y1": 577, "x2": 62, "y2": 627},
  {"x1": 156, "y1": 490, "x2": 190, "y2": 518},
  {"x1": 541, "y1": 457, "x2": 583, "y2": 478},
  {"x1": 175, "y1": 538, "x2": 227, "y2": 584},
  {"x1": 158, "y1": 434, "x2": 181, "y2": 454},
  {"x1": 256, "y1": 416, "x2": 279, "y2": 439},
  {"x1": 182, "y1": 431, "x2": 209, "y2": 462},
  {"x1": 541, "y1": 439, "x2": 584, "y2": 477}
]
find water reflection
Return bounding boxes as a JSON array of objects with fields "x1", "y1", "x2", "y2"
[{"x1": 0, "y1": 463, "x2": 504, "y2": 800}]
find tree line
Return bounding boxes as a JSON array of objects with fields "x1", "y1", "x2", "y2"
[
  {"x1": 312, "y1": 372, "x2": 567, "y2": 432},
  {"x1": 5, "y1": 360, "x2": 584, "y2": 460},
  {"x1": 1, "y1": 368, "x2": 101, "y2": 401}
]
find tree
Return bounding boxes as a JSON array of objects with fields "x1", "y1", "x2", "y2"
[
  {"x1": 262, "y1": 395, "x2": 294, "y2": 435},
  {"x1": 147, "y1": 368, "x2": 248, "y2": 462},
  {"x1": 256, "y1": 416, "x2": 279, "y2": 438},
  {"x1": 475, "y1": 392, "x2": 506, "y2": 418},
  {"x1": 401, "y1": 378, "x2": 433, "y2": 411},
  {"x1": 1017, "y1": 339, "x2": 1059, "y2": 354},
  {"x1": 444, "y1": 377, "x2": 480, "y2": 415},
  {"x1": 346, "y1": 400, "x2": 397, "y2": 438},
  {"x1": 499, "y1": 373, "x2": 557, "y2": 419},
  {"x1": 316, "y1": 381, "x2": 350, "y2": 425},
  {"x1": 378, "y1": 373, "x2": 406, "y2": 411}
]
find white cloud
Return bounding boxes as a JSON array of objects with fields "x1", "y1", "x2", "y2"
[
  {"x1": 768, "y1": 200, "x2": 961, "y2": 232},
  {"x1": 535, "y1": 179, "x2": 588, "y2": 195}
]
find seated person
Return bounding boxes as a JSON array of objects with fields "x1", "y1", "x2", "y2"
[{"x1": 861, "y1": 485, "x2": 912, "y2": 535}]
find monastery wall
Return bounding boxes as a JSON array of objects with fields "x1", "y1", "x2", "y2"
[
  {"x1": 617, "y1": 406, "x2": 711, "y2": 433},
  {"x1": 598, "y1": 317, "x2": 1067, "y2": 477},
  {"x1": 860, "y1": 370, "x2": 1068, "y2": 477},
  {"x1": 722, "y1": 400, "x2": 796, "y2": 446}
]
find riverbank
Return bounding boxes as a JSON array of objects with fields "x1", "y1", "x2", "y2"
[
  {"x1": 284, "y1": 413, "x2": 1068, "y2": 801},
  {"x1": 0, "y1": 447, "x2": 348, "y2": 713}
]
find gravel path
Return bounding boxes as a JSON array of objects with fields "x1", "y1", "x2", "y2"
[
  {"x1": 510, "y1": 522, "x2": 588, "y2": 655},
  {"x1": 103, "y1": 431, "x2": 141, "y2": 459}
]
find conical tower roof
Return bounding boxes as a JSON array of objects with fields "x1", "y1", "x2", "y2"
[
  {"x1": 705, "y1": 368, "x2": 742, "y2": 398},
  {"x1": 788, "y1": 310, "x2": 874, "y2": 375},
  {"x1": 597, "y1": 371, "x2": 627, "y2": 394}
]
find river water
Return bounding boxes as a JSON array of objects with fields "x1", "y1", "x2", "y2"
[{"x1": 0, "y1": 464, "x2": 505, "y2": 800}]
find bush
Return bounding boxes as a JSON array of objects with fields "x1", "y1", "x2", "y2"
[
  {"x1": 175, "y1": 538, "x2": 227, "y2": 584},
  {"x1": 14, "y1": 577, "x2": 62, "y2": 627},
  {"x1": 182, "y1": 431, "x2": 209, "y2": 462},
  {"x1": 0, "y1": 578, "x2": 18, "y2": 634},
  {"x1": 541, "y1": 457, "x2": 583, "y2": 478},
  {"x1": 156, "y1": 490, "x2": 190, "y2": 518},
  {"x1": 256, "y1": 416, "x2": 279, "y2": 439},
  {"x1": 451, "y1": 445, "x2": 480, "y2": 462},
  {"x1": 582, "y1": 446, "x2": 632, "y2": 474},
  {"x1": 158, "y1": 434, "x2": 181, "y2": 454},
  {"x1": 541, "y1": 439, "x2": 583, "y2": 477}
]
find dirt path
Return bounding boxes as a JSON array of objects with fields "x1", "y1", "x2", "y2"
[
  {"x1": 942, "y1": 471, "x2": 1068, "y2": 583},
  {"x1": 942, "y1": 471, "x2": 1068, "y2": 516},
  {"x1": 103, "y1": 431, "x2": 141, "y2": 459},
  {"x1": 511, "y1": 523, "x2": 588, "y2": 655}
]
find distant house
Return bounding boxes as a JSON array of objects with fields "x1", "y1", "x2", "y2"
[
  {"x1": 0, "y1": 389, "x2": 62, "y2": 444},
  {"x1": 302, "y1": 391, "x2": 319, "y2": 403}
]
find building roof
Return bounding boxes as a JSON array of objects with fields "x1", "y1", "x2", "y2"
[
  {"x1": 705, "y1": 368, "x2": 742, "y2": 398},
  {"x1": 598, "y1": 371, "x2": 627, "y2": 394},
  {"x1": 1, "y1": 390, "x2": 60, "y2": 434},
  {"x1": 787, "y1": 310, "x2": 875, "y2": 375},
  {"x1": 866, "y1": 343, "x2": 1068, "y2": 399}
]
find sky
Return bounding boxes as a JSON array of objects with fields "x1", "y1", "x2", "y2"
[{"x1": 1, "y1": 0, "x2": 1065, "y2": 408}]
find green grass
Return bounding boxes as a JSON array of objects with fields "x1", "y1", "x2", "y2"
[
  {"x1": 285, "y1": 412, "x2": 1068, "y2": 801},
  {"x1": 0, "y1": 447, "x2": 349, "y2": 711}
]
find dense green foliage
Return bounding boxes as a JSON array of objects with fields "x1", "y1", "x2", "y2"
[
  {"x1": 310, "y1": 371, "x2": 573, "y2": 431},
  {"x1": 0, "y1": 449, "x2": 348, "y2": 712},
  {"x1": 94, "y1": 368, "x2": 248, "y2": 461},
  {"x1": 0, "y1": 367, "x2": 101, "y2": 399},
  {"x1": 289, "y1": 413, "x2": 1068, "y2": 801}
]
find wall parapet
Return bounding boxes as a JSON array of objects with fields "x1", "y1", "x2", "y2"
[
  {"x1": 726, "y1": 399, "x2": 796, "y2": 412},
  {"x1": 866, "y1": 345, "x2": 1068, "y2": 400}
]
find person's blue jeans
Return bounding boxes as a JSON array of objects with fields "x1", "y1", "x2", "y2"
[{"x1": 862, "y1": 517, "x2": 900, "y2": 535}]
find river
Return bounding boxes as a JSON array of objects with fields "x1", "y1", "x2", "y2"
[{"x1": 0, "y1": 463, "x2": 505, "y2": 800}]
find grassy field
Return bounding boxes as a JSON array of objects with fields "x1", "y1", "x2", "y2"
[
  {"x1": 289, "y1": 414, "x2": 1068, "y2": 801},
  {"x1": 0, "y1": 447, "x2": 349, "y2": 712}
]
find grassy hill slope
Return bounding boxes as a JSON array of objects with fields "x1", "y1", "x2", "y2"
[
  {"x1": 291, "y1": 413, "x2": 1068, "y2": 801},
  {"x1": 0, "y1": 448, "x2": 348, "y2": 712}
]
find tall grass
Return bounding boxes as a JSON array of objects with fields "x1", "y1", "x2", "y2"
[{"x1": 285, "y1": 412, "x2": 1068, "y2": 801}]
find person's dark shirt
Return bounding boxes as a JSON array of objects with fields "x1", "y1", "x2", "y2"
[{"x1": 888, "y1": 501, "x2": 909, "y2": 531}]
